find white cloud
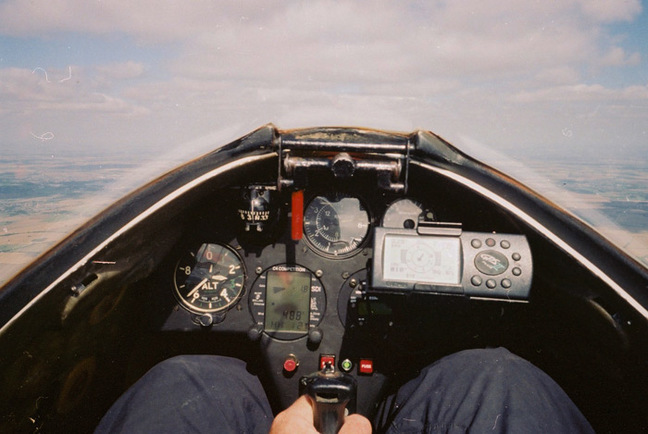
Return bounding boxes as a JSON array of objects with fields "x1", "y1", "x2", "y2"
[
  {"x1": 95, "y1": 62, "x2": 147, "y2": 80},
  {"x1": 0, "y1": 65, "x2": 150, "y2": 112},
  {"x1": 599, "y1": 46, "x2": 642, "y2": 67},
  {"x1": 0, "y1": 0, "x2": 279, "y2": 42},
  {"x1": 574, "y1": 0, "x2": 642, "y2": 22},
  {"x1": 534, "y1": 67, "x2": 582, "y2": 85},
  {"x1": 145, "y1": 0, "x2": 641, "y2": 92},
  {"x1": 512, "y1": 83, "x2": 648, "y2": 103},
  {"x1": 0, "y1": 0, "x2": 645, "y2": 155}
]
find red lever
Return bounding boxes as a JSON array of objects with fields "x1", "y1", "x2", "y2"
[{"x1": 292, "y1": 190, "x2": 304, "y2": 241}]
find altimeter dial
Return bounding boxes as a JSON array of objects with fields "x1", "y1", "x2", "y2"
[{"x1": 174, "y1": 243, "x2": 246, "y2": 313}]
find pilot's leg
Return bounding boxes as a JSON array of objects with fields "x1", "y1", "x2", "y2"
[
  {"x1": 95, "y1": 355, "x2": 273, "y2": 433},
  {"x1": 375, "y1": 347, "x2": 594, "y2": 433}
]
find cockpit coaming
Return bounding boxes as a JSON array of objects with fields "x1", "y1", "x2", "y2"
[{"x1": 1, "y1": 125, "x2": 647, "y2": 432}]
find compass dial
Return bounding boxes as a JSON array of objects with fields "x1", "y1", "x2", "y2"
[{"x1": 173, "y1": 243, "x2": 246, "y2": 313}]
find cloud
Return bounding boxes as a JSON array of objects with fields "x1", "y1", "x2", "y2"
[
  {"x1": 0, "y1": 0, "x2": 278, "y2": 42},
  {"x1": 599, "y1": 46, "x2": 642, "y2": 67},
  {"x1": 0, "y1": 66, "x2": 149, "y2": 121},
  {"x1": 0, "y1": 1, "x2": 641, "y2": 89},
  {"x1": 0, "y1": 67, "x2": 76, "y2": 112},
  {"x1": 534, "y1": 67, "x2": 582, "y2": 85},
  {"x1": 95, "y1": 61, "x2": 147, "y2": 80},
  {"x1": 0, "y1": 0, "x2": 645, "y2": 155},
  {"x1": 150, "y1": 0, "x2": 641, "y2": 92},
  {"x1": 574, "y1": 0, "x2": 642, "y2": 22},
  {"x1": 512, "y1": 83, "x2": 648, "y2": 103}
]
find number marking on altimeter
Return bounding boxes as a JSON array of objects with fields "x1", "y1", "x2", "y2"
[{"x1": 220, "y1": 288, "x2": 231, "y2": 303}]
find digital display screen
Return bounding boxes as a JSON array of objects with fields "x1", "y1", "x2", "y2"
[
  {"x1": 383, "y1": 234, "x2": 462, "y2": 285},
  {"x1": 357, "y1": 300, "x2": 392, "y2": 317},
  {"x1": 264, "y1": 270, "x2": 311, "y2": 333}
]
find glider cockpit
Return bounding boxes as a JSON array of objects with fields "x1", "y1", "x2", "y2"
[{"x1": 1, "y1": 126, "x2": 647, "y2": 432}]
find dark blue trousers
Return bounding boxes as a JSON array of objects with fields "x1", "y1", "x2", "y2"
[{"x1": 95, "y1": 348, "x2": 593, "y2": 433}]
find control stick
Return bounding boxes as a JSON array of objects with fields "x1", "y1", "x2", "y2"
[{"x1": 300, "y1": 362, "x2": 357, "y2": 434}]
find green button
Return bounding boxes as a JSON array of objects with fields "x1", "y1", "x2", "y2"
[{"x1": 341, "y1": 359, "x2": 353, "y2": 372}]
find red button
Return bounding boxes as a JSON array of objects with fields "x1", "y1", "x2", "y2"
[
  {"x1": 358, "y1": 359, "x2": 373, "y2": 375},
  {"x1": 320, "y1": 354, "x2": 335, "y2": 370},
  {"x1": 283, "y1": 355, "x2": 299, "y2": 373}
]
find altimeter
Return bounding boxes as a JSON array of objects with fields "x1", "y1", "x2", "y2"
[{"x1": 174, "y1": 243, "x2": 246, "y2": 313}]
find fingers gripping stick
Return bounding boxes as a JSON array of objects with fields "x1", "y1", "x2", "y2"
[{"x1": 300, "y1": 362, "x2": 357, "y2": 434}]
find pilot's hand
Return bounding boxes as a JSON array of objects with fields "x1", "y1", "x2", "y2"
[{"x1": 269, "y1": 395, "x2": 372, "y2": 434}]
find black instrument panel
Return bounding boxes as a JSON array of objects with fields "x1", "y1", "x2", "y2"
[
  {"x1": 163, "y1": 185, "x2": 532, "y2": 412},
  {"x1": 168, "y1": 189, "x2": 414, "y2": 324},
  {"x1": 169, "y1": 188, "x2": 532, "y2": 326}
]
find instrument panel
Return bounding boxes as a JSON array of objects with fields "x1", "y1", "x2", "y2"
[
  {"x1": 163, "y1": 184, "x2": 533, "y2": 412},
  {"x1": 169, "y1": 191, "x2": 414, "y2": 320},
  {"x1": 169, "y1": 189, "x2": 532, "y2": 327}
]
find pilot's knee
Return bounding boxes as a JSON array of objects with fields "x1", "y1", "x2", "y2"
[{"x1": 140, "y1": 354, "x2": 254, "y2": 389}]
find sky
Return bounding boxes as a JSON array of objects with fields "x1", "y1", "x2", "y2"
[{"x1": 0, "y1": 0, "x2": 647, "y2": 162}]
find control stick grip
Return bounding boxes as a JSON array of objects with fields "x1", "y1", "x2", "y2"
[
  {"x1": 312, "y1": 400, "x2": 346, "y2": 434},
  {"x1": 300, "y1": 363, "x2": 357, "y2": 434}
]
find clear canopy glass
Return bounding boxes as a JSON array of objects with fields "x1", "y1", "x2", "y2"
[{"x1": 1, "y1": 1, "x2": 646, "y2": 285}]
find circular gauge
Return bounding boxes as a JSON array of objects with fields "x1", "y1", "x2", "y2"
[
  {"x1": 382, "y1": 198, "x2": 432, "y2": 229},
  {"x1": 249, "y1": 264, "x2": 326, "y2": 340},
  {"x1": 174, "y1": 243, "x2": 246, "y2": 314},
  {"x1": 303, "y1": 194, "x2": 370, "y2": 257}
]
